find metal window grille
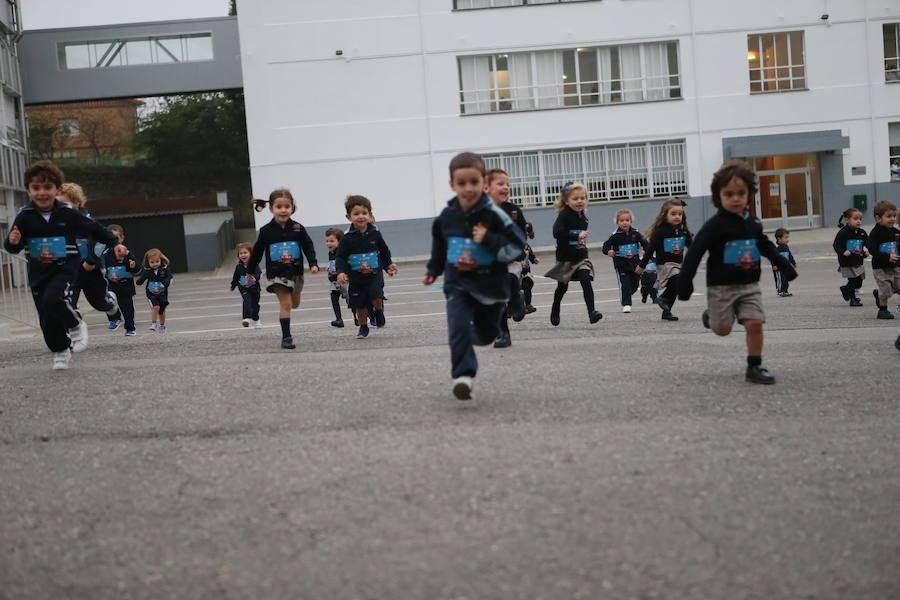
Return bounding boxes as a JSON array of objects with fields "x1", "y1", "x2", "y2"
[
  {"x1": 0, "y1": 247, "x2": 37, "y2": 328},
  {"x1": 885, "y1": 23, "x2": 900, "y2": 82},
  {"x1": 747, "y1": 32, "x2": 806, "y2": 93},
  {"x1": 484, "y1": 139, "x2": 688, "y2": 208},
  {"x1": 459, "y1": 41, "x2": 680, "y2": 115}
]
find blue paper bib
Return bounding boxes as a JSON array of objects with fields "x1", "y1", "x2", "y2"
[
  {"x1": 28, "y1": 237, "x2": 67, "y2": 262},
  {"x1": 845, "y1": 239, "x2": 864, "y2": 254},
  {"x1": 327, "y1": 259, "x2": 337, "y2": 274},
  {"x1": 879, "y1": 241, "x2": 898, "y2": 255},
  {"x1": 663, "y1": 236, "x2": 685, "y2": 253},
  {"x1": 239, "y1": 275, "x2": 256, "y2": 287},
  {"x1": 107, "y1": 265, "x2": 129, "y2": 281},
  {"x1": 617, "y1": 243, "x2": 639, "y2": 258},
  {"x1": 645, "y1": 262, "x2": 657, "y2": 272},
  {"x1": 723, "y1": 239, "x2": 760, "y2": 267},
  {"x1": 779, "y1": 251, "x2": 790, "y2": 260},
  {"x1": 269, "y1": 241, "x2": 300, "y2": 263},
  {"x1": 348, "y1": 252, "x2": 380, "y2": 274},
  {"x1": 148, "y1": 281, "x2": 165, "y2": 293},
  {"x1": 568, "y1": 230, "x2": 586, "y2": 248},
  {"x1": 76, "y1": 239, "x2": 90, "y2": 260},
  {"x1": 447, "y1": 237, "x2": 496, "y2": 271}
]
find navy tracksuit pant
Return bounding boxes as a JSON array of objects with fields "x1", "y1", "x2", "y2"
[
  {"x1": 31, "y1": 269, "x2": 82, "y2": 352},
  {"x1": 72, "y1": 266, "x2": 115, "y2": 314},
  {"x1": 445, "y1": 287, "x2": 505, "y2": 378},
  {"x1": 240, "y1": 287, "x2": 261, "y2": 320},
  {"x1": 107, "y1": 283, "x2": 136, "y2": 331},
  {"x1": 616, "y1": 270, "x2": 641, "y2": 306}
]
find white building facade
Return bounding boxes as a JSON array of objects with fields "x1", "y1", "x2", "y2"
[
  {"x1": 0, "y1": 0, "x2": 28, "y2": 239},
  {"x1": 238, "y1": 0, "x2": 900, "y2": 255}
]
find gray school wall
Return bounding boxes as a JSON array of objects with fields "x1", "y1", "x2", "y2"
[{"x1": 183, "y1": 210, "x2": 235, "y2": 272}]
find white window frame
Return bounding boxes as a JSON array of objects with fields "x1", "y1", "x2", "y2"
[
  {"x1": 58, "y1": 32, "x2": 214, "y2": 70},
  {"x1": 884, "y1": 23, "x2": 900, "y2": 83},
  {"x1": 747, "y1": 31, "x2": 806, "y2": 94},
  {"x1": 483, "y1": 139, "x2": 688, "y2": 208},
  {"x1": 454, "y1": 0, "x2": 599, "y2": 10},
  {"x1": 889, "y1": 123, "x2": 900, "y2": 182}
]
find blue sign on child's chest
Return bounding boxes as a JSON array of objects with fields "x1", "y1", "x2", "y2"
[
  {"x1": 663, "y1": 236, "x2": 685, "y2": 253},
  {"x1": 28, "y1": 236, "x2": 67, "y2": 262},
  {"x1": 239, "y1": 275, "x2": 256, "y2": 287},
  {"x1": 348, "y1": 252, "x2": 379, "y2": 274},
  {"x1": 76, "y1": 239, "x2": 90, "y2": 259},
  {"x1": 845, "y1": 239, "x2": 864, "y2": 254},
  {"x1": 617, "y1": 243, "x2": 639, "y2": 258},
  {"x1": 645, "y1": 262, "x2": 657, "y2": 272},
  {"x1": 327, "y1": 259, "x2": 336, "y2": 274},
  {"x1": 447, "y1": 236, "x2": 496, "y2": 271},
  {"x1": 779, "y1": 251, "x2": 791, "y2": 260},
  {"x1": 568, "y1": 230, "x2": 586, "y2": 248},
  {"x1": 723, "y1": 239, "x2": 760, "y2": 267},
  {"x1": 879, "y1": 241, "x2": 898, "y2": 255},
  {"x1": 269, "y1": 241, "x2": 300, "y2": 263},
  {"x1": 107, "y1": 265, "x2": 129, "y2": 281},
  {"x1": 148, "y1": 281, "x2": 165, "y2": 293}
]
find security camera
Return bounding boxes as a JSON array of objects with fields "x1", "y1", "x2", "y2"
[{"x1": 820, "y1": 14, "x2": 829, "y2": 20}]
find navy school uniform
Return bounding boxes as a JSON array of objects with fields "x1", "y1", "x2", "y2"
[
  {"x1": 230, "y1": 260, "x2": 262, "y2": 321},
  {"x1": 247, "y1": 217, "x2": 318, "y2": 289},
  {"x1": 104, "y1": 247, "x2": 142, "y2": 331},
  {"x1": 3, "y1": 199, "x2": 121, "y2": 352},
  {"x1": 639, "y1": 222, "x2": 693, "y2": 306},
  {"x1": 334, "y1": 223, "x2": 393, "y2": 310},
  {"x1": 773, "y1": 242, "x2": 796, "y2": 294},
  {"x1": 602, "y1": 227, "x2": 650, "y2": 306},
  {"x1": 136, "y1": 264, "x2": 173, "y2": 313},
  {"x1": 426, "y1": 193, "x2": 526, "y2": 378},
  {"x1": 70, "y1": 207, "x2": 117, "y2": 315}
]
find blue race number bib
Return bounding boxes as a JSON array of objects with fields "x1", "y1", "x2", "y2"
[
  {"x1": 148, "y1": 281, "x2": 165, "y2": 293},
  {"x1": 28, "y1": 237, "x2": 67, "y2": 262},
  {"x1": 348, "y1": 252, "x2": 380, "y2": 274},
  {"x1": 779, "y1": 251, "x2": 790, "y2": 260},
  {"x1": 617, "y1": 243, "x2": 639, "y2": 258},
  {"x1": 76, "y1": 239, "x2": 90, "y2": 260},
  {"x1": 846, "y1": 239, "x2": 864, "y2": 254},
  {"x1": 239, "y1": 275, "x2": 256, "y2": 287},
  {"x1": 327, "y1": 259, "x2": 336, "y2": 275},
  {"x1": 269, "y1": 241, "x2": 300, "y2": 263},
  {"x1": 107, "y1": 265, "x2": 129, "y2": 281},
  {"x1": 645, "y1": 262, "x2": 657, "y2": 272},
  {"x1": 723, "y1": 239, "x2": 760, "y2": 268},
  {"x1": 568, "y1": 230, "x2": 586, "y2": 248},
  {"x1": 447, "y1": 237, "x2": 496, "y2": 271},
  {"x1": 663, "y1": 236, "x2": 685, "y2": 253},
  {"x1": 879, "y1": 241, "x2": 898, "y2": 255}
]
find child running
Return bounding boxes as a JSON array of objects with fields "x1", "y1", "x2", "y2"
[
  {"x1": 248, "y1": 190, "x2": 319, "y2": 349},
  {"x1": 325, "y1": 228, "x2": 350, "y2": 328},
  {"x1": 602, "y1": 208, "x2": 650, "y2": 313},
  {"x1": 423, "y1": 152, "x2": 526, "y2": 400},
  {"x1": 4, "y1": 160, "x2": 123, "y2": 369},
  {"x1": 678, "y1": 159, "x2": 796, "y2": 384},
  {"x1": 638, "y1": 199, "x2": 692, "y2": 320},
  {"x1": 832, "y1": 207, "x2": 868, "y2": 307},
  {"x1": 335, "y1": 195, "x2": 398, "y2": 339},
  {"x1": 545, "y1": 182, "x2": 603, "y2": 326},
  {"x1": 229, "y1": 242, "x2": 262, "y2": 328},
  {"x1": 640, "y1": 261, "x2": 658, "y2": 304},
  {"x1": 104, "y1": 224, "x2": 142, "y2": 336},
  {"x1": 521, "y1": 222, "x2": 539, "y2": 313},
  {"x1": 772, "y1": 228, "x2": 796, "y2": 297},
  {"x1": 136, "y1": 249, "x2": 173, "y2": 333},
  {"x1": 866, "y1": 200, "x2": 899, "y2": 320}
]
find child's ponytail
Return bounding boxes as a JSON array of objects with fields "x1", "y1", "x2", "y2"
[
  {"x1": 837, "y1": 207, "x2": 860, "y2": 228},
  {"x1": 252, "y1": 198, "x2": 268, "y2": 213}
]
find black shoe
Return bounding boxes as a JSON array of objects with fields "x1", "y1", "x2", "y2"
[
  {"x1": 641, "y1": 293, "x2": 648, "y2": 304},
  {"x1": 702, "y1": 310, "x2": 710, "y2": 329},
  {"x1": 877, "y1": 308, "x2": 895, "y2": 320},
  {"x1": 745, "y1": 365, "x2": 775, "y2": 384},
  {"x1": 849, "y1": 297, "x2": 863, "y2": 307},
  {"x1": 656, "y1": 297, "x2": 671, "y2": 314},
  {"x1": 331, "y1": 319, "x2": 344, "y2": 328},
  {"x1": 777, "y1": 292, "x2": 793, "y2": 297},
  {"x1": 373, "y1": 309, "x2": 386, "y2": 328},
  {"x1": 493, "y1": 333, "x2": 511, "y2": 348},
  {"x1": 840, "y1": 285, "x2": 851, "y2": 302},
  {"x1": 357, "y1": 325, "x2": 369, "y2": 339},
  {"x1": 353, "y1": 314, "x2": 360, "y2": 326},
  {"x1": 873, "y1": 289, "x2": 880, "y2": 305},
  {"x1": 550, "y1": 309, "x2": 560, "y2": 327},
  {"x1": 524, "y1": 305, "x2": 537, "y2": 314},
  {"x1": 281, "y1": 336, "x2": 295, "y2": 350},
  {"x1": 589, "y1": 310, "x2": 602, "y2": 324},
  {"x1": 510, "y1": 292, "x2": 526, "y2": 322},
  {"x1": 661, "y1": 311, "x2": 679, "y2": 321}
]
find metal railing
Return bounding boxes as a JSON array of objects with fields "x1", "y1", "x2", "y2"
[{"x1": 0, "y1": 247, "x2": 37, "y2": 328}]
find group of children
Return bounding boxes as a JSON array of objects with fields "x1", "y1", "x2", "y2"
[{"x1": 6, "y1": 156, "x2": 898, "y2": 394}]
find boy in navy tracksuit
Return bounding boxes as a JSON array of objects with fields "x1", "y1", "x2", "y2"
[
  {"x1": 325, "y1": 228, "x2": 351, "y2": 327},
  {"x1": 866, "y1": 200, "x2": 900, "y2": 320},
  {"x1": 602, "y1": 210, "x2": 650, "y2": 312},
  {"x1": 423, "y1": 152, "x2": 526, "y2": 401},
  {"x1": 772, "y1": 227, "x2": 796, "y2": 297},
  {"x1": 230, "y1": 242, "x2": 262, "y2": 327},
  {"x1": 3, "y1": 161, "x2": 123, "y2": 369},
  {"x1": 335, "y1": 195, "x2": 398, "y2": 339},
  {"x1": 104, "y1": 224, "x2": 142, "y2": 335}
]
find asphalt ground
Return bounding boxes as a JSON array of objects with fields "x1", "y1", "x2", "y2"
[{"x1": 0, "y1": 248, "x2": 898, "y2": 599}]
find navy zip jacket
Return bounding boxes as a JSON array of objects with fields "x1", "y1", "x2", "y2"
[
  {"x1": 72, "y1": 207, "x2": 107, "y2": 268},
  {"x1": 639, "y1": 222, "x2": 693, "y2": 268},
  {"x1": 774, "y1": 243, "x2": 797, "y2": 267},
  {"x1": 678, "y1": 209, "x2": 795, "y2": 298},
  {"x1": 103, "y1": 248, "x2": 142, "y2": 295},
  {"x1": 4, "y1": 200, "x2": 120, "y2": 289},
  {"x1": 426, "y1": 194, "x2": 526, "y2": 304},
  {"x1": 866, "y1": 224, "x2": 900, "y2": 270},
  {"x1": 553, "y1": 207, "x2": 590, "y2": 263},
  {"x1": 327, "y1": 249, "x2": 339, "y2": 282},
  {"x1": 833, "y1": 225, "x2": 868, "y2": 267},
  {"x1": 247, "y1": 218, "x2": 317, "y2": 280},
  {"x1": 335, "y1": 223, "x2": 392, "y2": 285},
  {"x1": 230, "y1": 261, "x2": 262, "y2": 291},
  {"x1": 136, "y1": 265, "x2": 173, "y2": 300},
  {"x1": 602, "y1": 227, "x2": 650, "y2": 272}
]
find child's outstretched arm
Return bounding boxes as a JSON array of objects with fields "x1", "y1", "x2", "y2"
[
  {"x1": 230, "y1": 264, "x2": 241, "y2": 291},
  {"x1": 247, "y1": 236, "x2": 266, "y2": 275},
  {"x1": 601, "y1": 235, "x2": 615, "y2": 258},
  {"x1": 299, "y1": 228, "x2": 318, "y2": 273},
  {"x1": 135, "y1": 268, "x2": 149, "y2": 286},
  {"x1": 480, "y1": 212, "x2": 526, "y2": 264},
  {"x1": 639, "y1": 230, "x2": 660, "y2": 269},
  {"x1": 677, "y1": 225, "x2": 710, "y2": 301},
  {"x1": 424, "y1": 218, "x2": 447, "y2": 285},
  {"x1": 377, "y1": 232, "x2": 397, "y2": 276}
]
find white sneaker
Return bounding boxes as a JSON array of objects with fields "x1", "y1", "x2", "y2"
[
  {"x1": 254, "y1": 320, "x2": 263, "y2": 329},
  {"x1": 452, "y1": 376, "x2": 473, "y2": 401},
  {"x1": 69, "y1": 320, "x2": 89, "y2": 353},
  {"x1": 148, "y1": 322, "x2": 158, "y2": 332},
  {"x1": 105, "y1": 290, "x2": 119, "y2": 317},
  {"x1": 241, "y1": 318, "x2": 251, "y2": 327},
  {"x1": 52, "y1": 349, "x2": 71, "y2": 370},
  {"x1": 622, "y1": 305, "x2": 632, "y2": 313}
]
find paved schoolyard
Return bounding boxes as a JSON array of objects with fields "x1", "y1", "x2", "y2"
[{"x1": 0, "y1": 244, "x2": 897, "y2": 599}]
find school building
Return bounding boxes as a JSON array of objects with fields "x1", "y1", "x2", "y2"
[
  {"x1": 0, "y1": 0, "x2": 27, "y2": 242},
  {"x1": 238, "y1": 0, "x2": 900, "y2": 254}
]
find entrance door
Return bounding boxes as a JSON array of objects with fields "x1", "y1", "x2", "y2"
[{"x1": 753, "y1": 154, "x2": 821, "y2": 231}]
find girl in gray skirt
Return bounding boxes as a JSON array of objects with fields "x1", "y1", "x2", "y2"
[
  {"x1": 832, "y1": 207, "x2": 868, "y2": 307},
  {"x1": 545, "y1": 182, "x2": 603, "y2": 326}
]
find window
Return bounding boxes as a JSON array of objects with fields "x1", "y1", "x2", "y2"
[
  {"x1": 890, "y1": 123, "x2": 900, "y2": 181},
  {"x1": 459, "y1": 42, "x2": 680, "y2": 114},
  {"x1": 483, "y1": 139, "x2": 687, "y2": 208},
  {"x1": 59, "y1": 118, "x2": 80, "y2": 137},
  {"x1": 747, "y1": 32, "x2": 805, "y2": 93},
  {"x1": 58, "y1": 33, "x2": 214, "y2": 70},
  {"x1": 884, "y1": 24, "x2": 900, "y2": 82},
  {"x1": 455, "y1": 0, "x2": 596, "y2": 9}
]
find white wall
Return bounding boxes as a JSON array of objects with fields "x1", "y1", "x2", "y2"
[{"x1": 238, "y1": 0, "x2": 900, "y2": 229}]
